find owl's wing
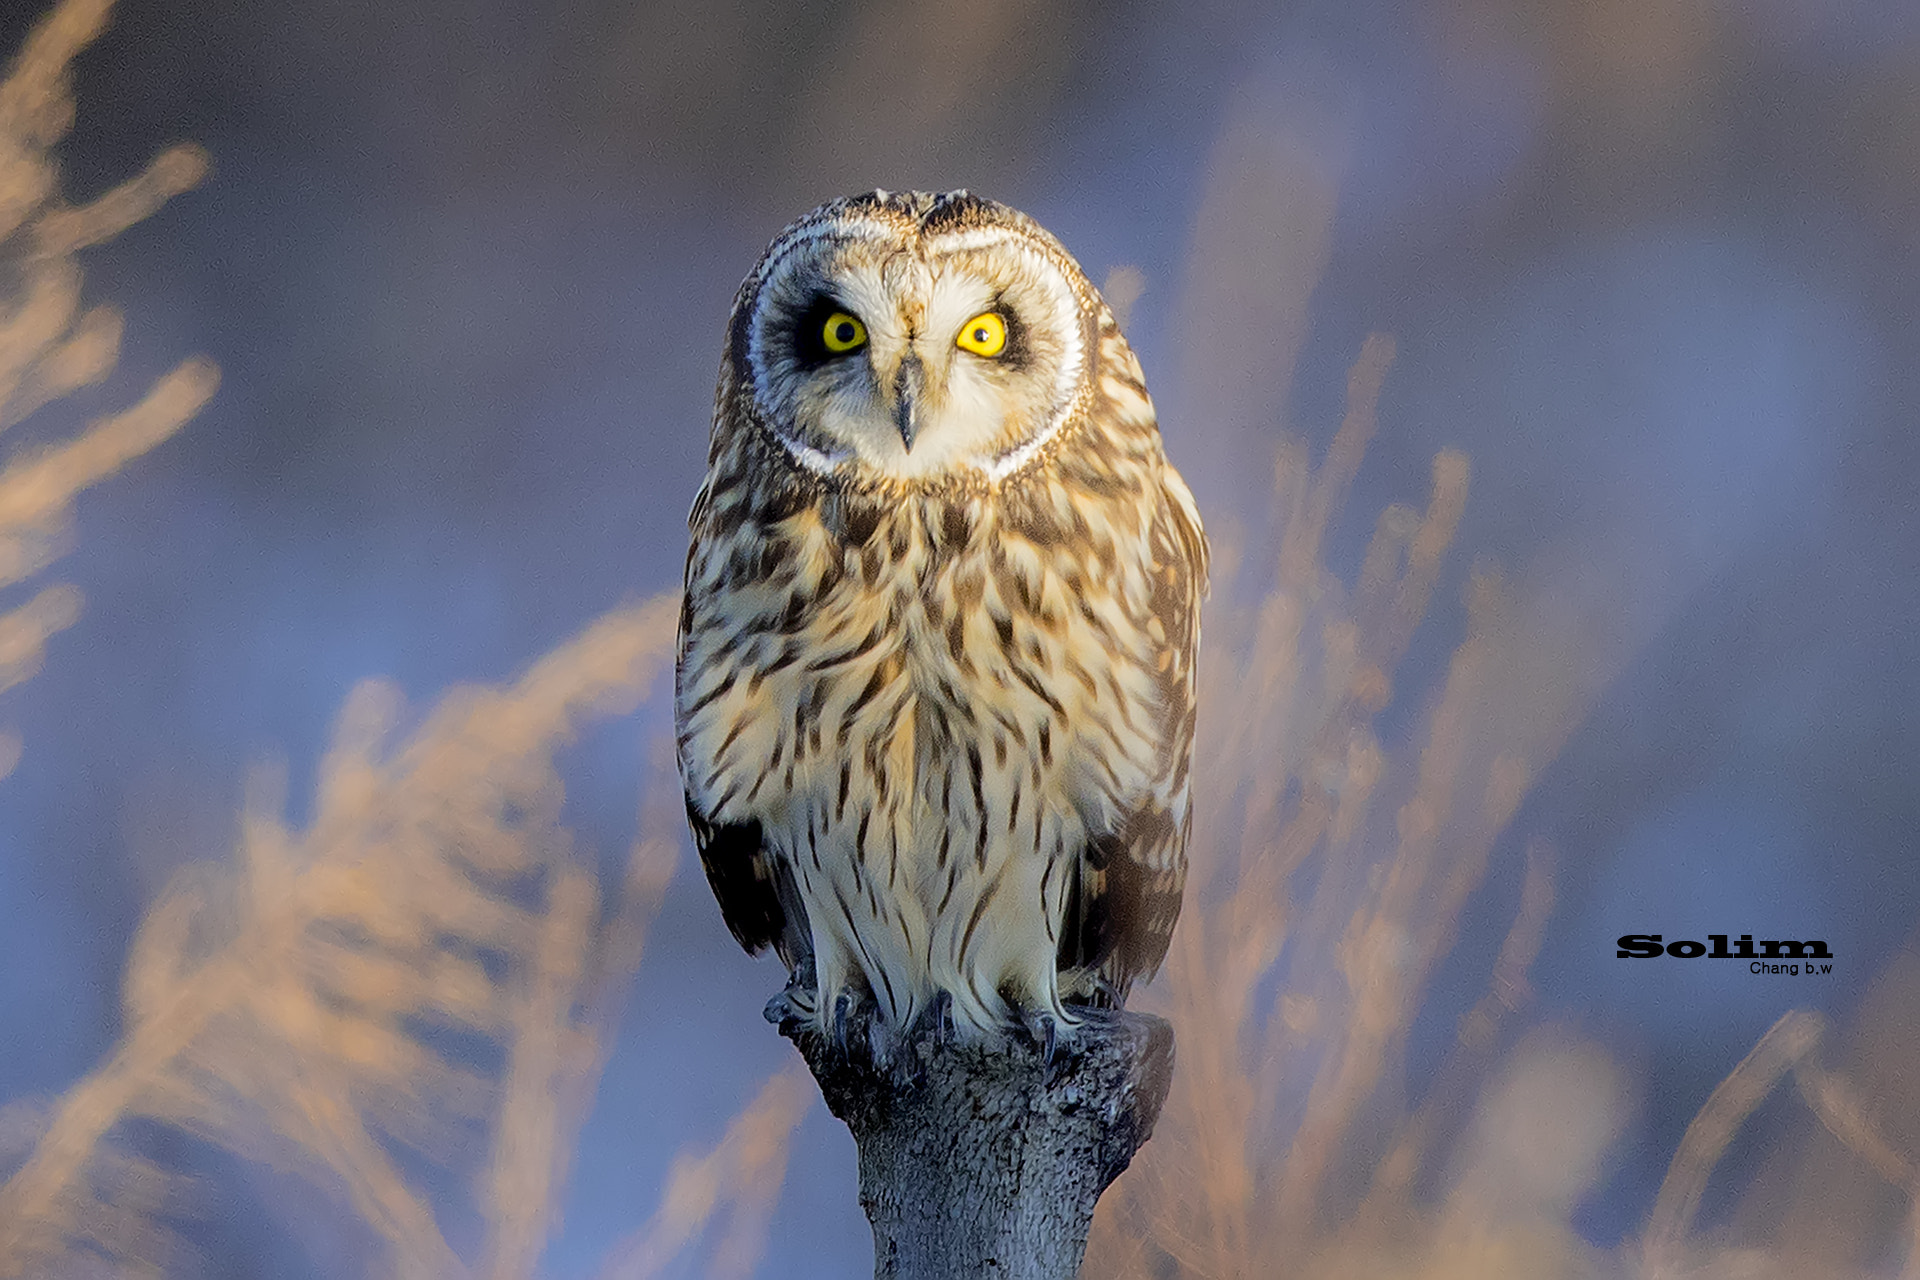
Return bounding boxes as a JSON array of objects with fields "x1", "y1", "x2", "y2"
[
  {"x1": 676, "y1": 480, "x2": 801, "y2": 965},
  {"x1": 1060, "y1": 466, "x2": 1209, "y2": 1002},
  {"x1": 682, "y1": 802, "x2": 787, "y2": 956}
]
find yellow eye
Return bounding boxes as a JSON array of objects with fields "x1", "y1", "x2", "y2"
[
  {"x1": 821, "y1": 310, "x2": 867, "y2": 353},
  {"x1": 955, "y1": 311, "x2": 1008, "y2": 358}
]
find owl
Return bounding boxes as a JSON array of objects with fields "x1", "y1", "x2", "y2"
[{"x1": 675, "y1": 190, "x2": 1207, "y2": 1055}]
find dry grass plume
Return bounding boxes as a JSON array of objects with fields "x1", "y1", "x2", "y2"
[{"x1": 0, "y1": 0, "x2": 217, "y2": 779}]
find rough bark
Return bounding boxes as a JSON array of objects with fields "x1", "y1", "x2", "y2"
[{"x1": 778, "y1": 1005, "x2": 1174, "y2": 1279}]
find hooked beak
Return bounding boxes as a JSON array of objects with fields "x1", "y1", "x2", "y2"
[{"x1": 892, "y1": 351, "x2": 924, "y2": 452}]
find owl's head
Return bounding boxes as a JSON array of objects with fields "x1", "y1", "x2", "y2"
[{"x1": 726, "y1": 191, "x2": 1104, "y2": 485}]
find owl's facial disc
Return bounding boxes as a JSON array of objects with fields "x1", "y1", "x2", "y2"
[{"x1": 744, "y1": 218, "x2": 1088, "y2": 484}]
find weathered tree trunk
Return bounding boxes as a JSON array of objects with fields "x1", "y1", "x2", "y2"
[{"x1": 779, "y1": 1007, "x2": 1174, "y2": 1279}]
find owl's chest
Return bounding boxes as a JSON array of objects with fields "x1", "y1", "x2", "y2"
[
  {"x1": 791, "y1": 507, "x2": 994, "y2": 716},
  {"x1": 683, "y1": 482, "x2": 1158, "y2": 857},
  {"x1": 801, "y1": 504, "x2": 1046, "y2": 702},
  {"x1": 781, "y1": 495, "x2": 1149, "y2": 783}
]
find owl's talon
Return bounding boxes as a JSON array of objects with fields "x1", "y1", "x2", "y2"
[
  {"x1": 932, "y1": 991, "x2": 956, "y2": 1047},
  {"x1": 869, "y1": 1019, "x2": 919, "y2": 1088},
  {"x1": 1025, "y1": 1010, "x2": 1061, "y2": 1069},
  {"x1": 1025, "y1": 1009, "x2": 1087, "y2": 1083},
  {"x1": 830, "y1": 989, "x2": 863, "y2": 1055},
  {"x1": 911, "y1": 991, "x2": 956, "y2": 1048}
]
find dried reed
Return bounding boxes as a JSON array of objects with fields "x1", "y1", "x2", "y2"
[
  {"x1": 594, "y1": 1068, "x2": 815, "y2": 1280},
  {"x1": 0, "y1": 0, "x2": 217, "y2": 779},
  {"x1": 0, "y1": 597, "x2": 683, "y2": 1277},
  {"x1": 1075, "y1": 329, "x2": 1918, "y2": 1278}
]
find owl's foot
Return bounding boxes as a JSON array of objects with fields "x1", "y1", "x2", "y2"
[
  {"x1": 830, "y1": 987, "x2": 895, "y2": 1064},
  {"x1": 924, "y1": 990, "x2": 957, "y2": 1047},
  {"x1": 831, "y1": 988, "x2": 864, "y2": 1052},
  {"x1": 763, "y1": 985, "x2": 813, "y2": 1034},
  {"x1": 820, "y1": 987, "x2": 920, "y2": 1084},
  {"x1": 1022, "y1": 1007, "x2": 1093, "y2": 1083},
  {"x1": 763, "y1": 959, "x2": 819, "y2": 1032},
  {"x1": 887, "y1": 992, "x2": 956, "y2": 1090},
  {"x1": 1024, "y1": 1008, "x2": 1060, "y2": 1071}
]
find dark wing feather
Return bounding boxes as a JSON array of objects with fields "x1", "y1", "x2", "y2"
[
  {"x1": 1060, "y1": 469, "x2": 1209, "y2": 1004},
  {"x1": 1057, "y1": 808, "x2": 1184, "y2": 1001},
  {"x1": 683, "y1": 803, "x2": 784, "y2": 954}
]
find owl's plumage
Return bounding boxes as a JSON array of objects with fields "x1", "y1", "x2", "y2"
[{"x1": 675, "y1": 191, "x2": 1207, "y2": 1047}]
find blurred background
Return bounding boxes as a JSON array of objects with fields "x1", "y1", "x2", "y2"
[{"x1": 0, "y1": 0, "x2": 1916, "y2": 1275}]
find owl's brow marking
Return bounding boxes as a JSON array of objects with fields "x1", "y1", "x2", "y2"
[{"x1": 752, "y1": 216, "x2": 904, "y2": 317}]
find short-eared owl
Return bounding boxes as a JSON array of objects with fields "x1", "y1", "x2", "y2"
[{"x1": 676, "y1": 191, "x2": 1207, "y2": 1050}]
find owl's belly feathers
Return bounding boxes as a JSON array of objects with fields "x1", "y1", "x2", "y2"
[{"x1": 680, "y1": 486, "x2": 1165, "y2": 1034}]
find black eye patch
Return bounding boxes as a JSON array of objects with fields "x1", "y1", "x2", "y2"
[
  {"x1": 983, "y1": 298, "x2": 1032, "y2": 369},
  {"x1": 792, "y1": 294, "x2": 863, "y2": 368}
]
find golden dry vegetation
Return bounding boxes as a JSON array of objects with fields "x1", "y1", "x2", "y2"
[
  {"x1": 0, "y1": 591, "x2": 687, "y2": 1277},
  {"x1": 1074, "y1": 336, "x2": 1920, "y2": 1280},
  {"x1": 0, "y1": 0, "x2": 215, "y2": 781},
  {"x1": 0, "y1": 4, "x2": 710, "y2": 1274}
]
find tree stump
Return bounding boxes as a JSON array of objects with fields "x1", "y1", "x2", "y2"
[{"x1": 778, "y1": 1005, "x2": 1174, "y2": 1279}]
